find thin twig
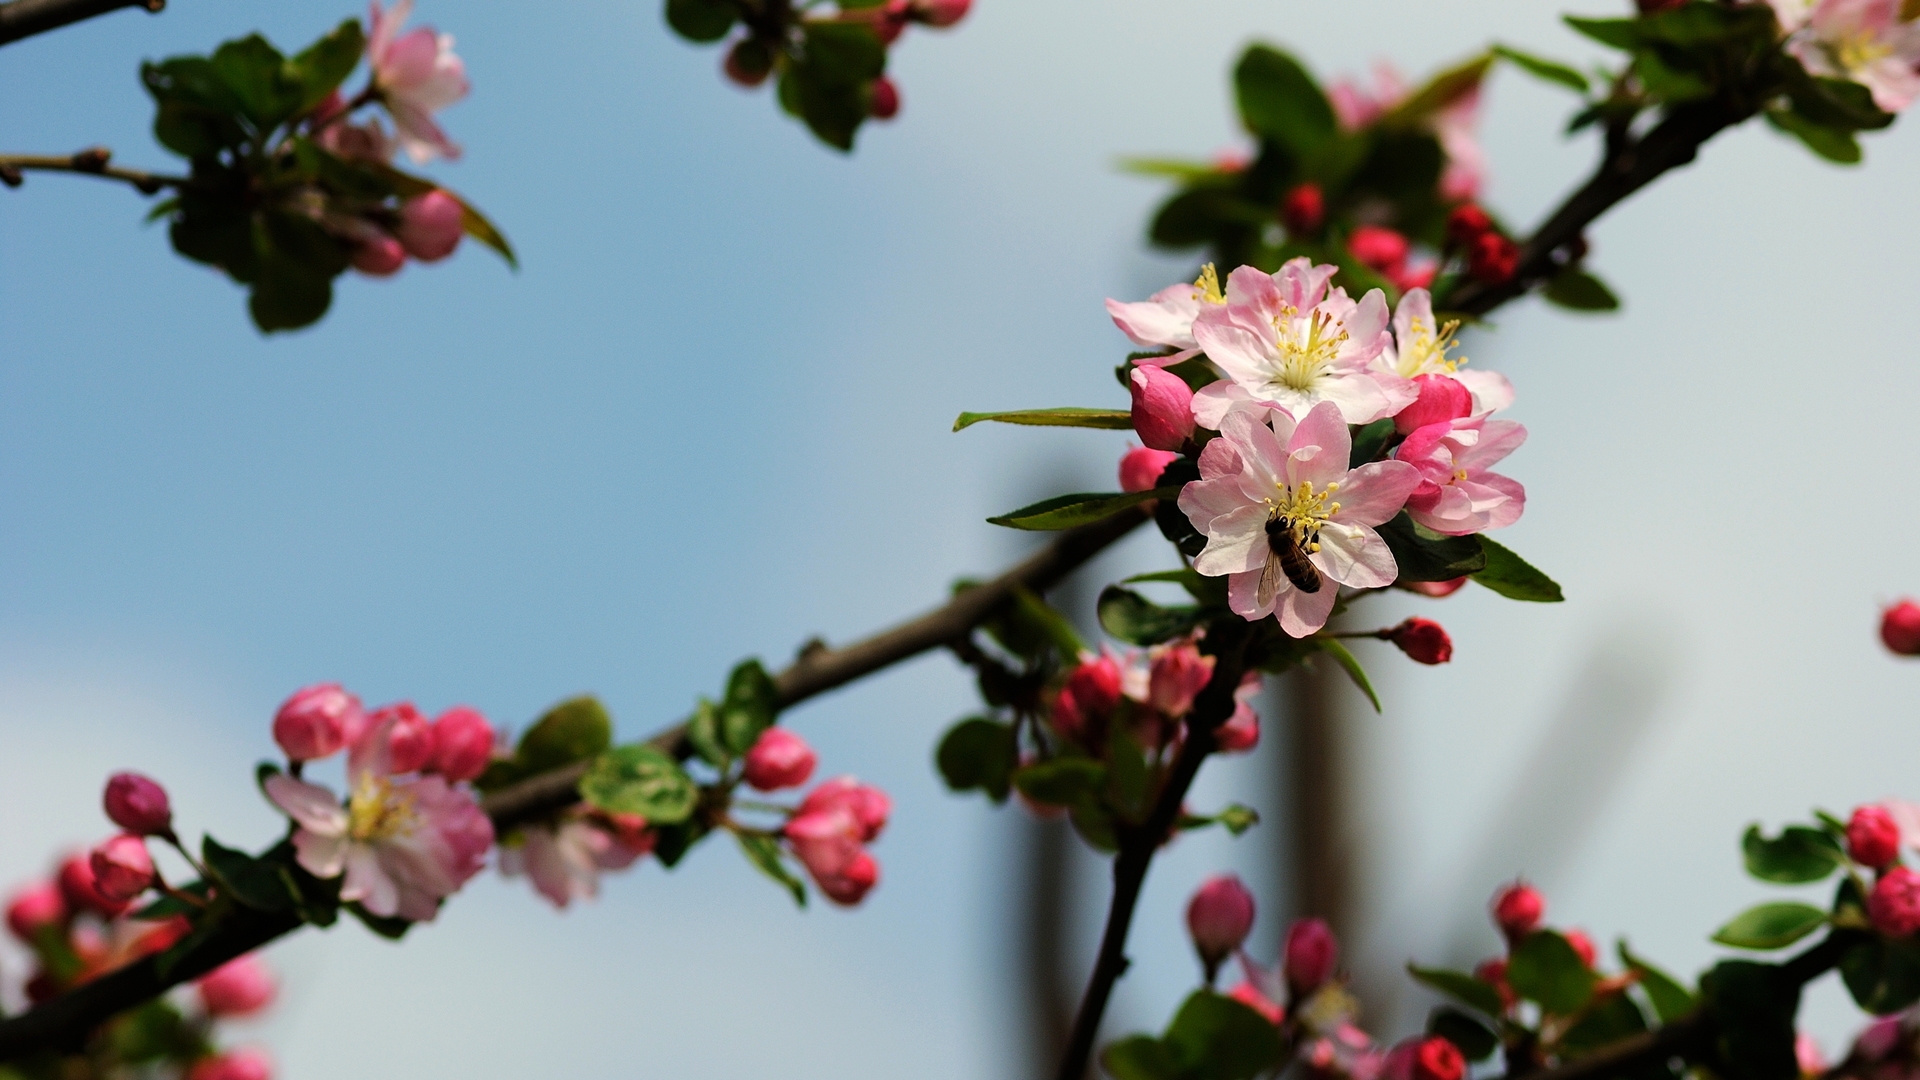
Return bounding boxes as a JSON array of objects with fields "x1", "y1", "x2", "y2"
[
  {"x1": 0, "y1": 0, "x2": 160, "y2": 46},
  {"x1": 0, "y1": 150, "x2": 186, "y2": 195}
]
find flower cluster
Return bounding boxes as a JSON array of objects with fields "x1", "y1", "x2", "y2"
[
  {"x1": 782, "y1": 774, "x2": 892, "y2": 905},
  {"x1": 1769, "y1": 0, "x2": 1920, "y2": 113},
  {"x1": 1048, "y1": 639, "x2": 1261, "y2": 757}
]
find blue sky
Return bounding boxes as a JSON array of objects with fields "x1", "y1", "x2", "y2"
[{"x1": 5, "y1": 1, "x2": 1920, "y2": 1076}]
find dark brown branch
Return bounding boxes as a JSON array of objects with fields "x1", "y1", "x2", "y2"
[
  {"x1": 0, "y1": 150, "x2": 186, "y2": 195},
  {"x1": 0, "y1": 0, "x2": 162, "y2": 47},
  {"x1": 0, "y1": 505, "x2": 1152, "y2": 1060}
]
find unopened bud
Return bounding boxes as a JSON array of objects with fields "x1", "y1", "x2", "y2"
[
  {"x1": 1393, "y1": 374, "x2": 1474, "y2": 436},
  {"x1": 1871, "y1": 866, "x2": 1920, "y2": 937},
  {"x1": 273, "y1": 683, "x2": 360, "y2": 762},
  {"x1": 1445, "y1": 204, "x2": 1493, "y2": 248},
  {"x1": 1564, "y1": 928, "x2": 1597, "y2": 968},
  {"x1": 1283, "y1": 917, "x2": 1338, "y2": 998},
  {"x1": 1118, "y1": 446, "x2": 1179, "y2": 494},
  {"x1": 909, "y1": 0, "x2": 970, "y2": 27},
  {"x1": 429, "y1": 706, "x2": 496, "y2": 783},
  {"x1": 1797, "y1": 1033, "x2": 1828, "y2": 1079},
  {"x1": 1348, "y1": 225, "x2": 1410, "y2": 281},
  {"x1": 1386, "y1": 617, "x2": 1452, "y2": 665},
  {"x1": 59, "y1": 853, "x2": 130, "y2": 918},
  {"x1": 1281, "y1": 183, "x2": 1324, "y2": 236},
  {"x1": 197, "y1": 955, "x2": 278, "y2": 1017},
  {"x1": 1883, "y1": 600, "x2": 1920, "y2": 656},
  {"x1": 397, "y1": 190, "x2": 464, "y2": 262},
  {"x1": 1851, "y1": 805, "x2": 1903, "y2": 869},
  {"x1": 1186, "y1": 874, "x2": 1256, "y2": 977},
  {"x1": 5, "y1": 883, "x2": 68, "y2": 942},
  {"x1": 868, "y1": 77, "x2": 900, "y2": 120},
  {"x1": 1491, "y1": 881, "x2": 1544, "y2": 942},
  {"x1": 90, "y1": 834, "x2": 155, "y2": 903},
  {"x1": 724, "y1": 38, "x2": 774, "y2": 87},
  {"x1": 1414, "y1": 1037, "x2": 1466, "y2": 1080},
  {"x1": 103, "y1": 772, "x2": 173, "y2": 837},
  {"x1": 1467, "y1": 231, "x2": 1519, "y2": 286},
  {"x1": 187, "y1": 1050, "x2": 273, "y2": 1080},
  {"x1": 1403, "y1": 577, "x2": 1467, "y2": 598},
  {"x1": 363, "y1": 703, "x2": 434, "y2": 774},
  {"x1": 1130, "y1": 365, "x2": 1196, "y2": 452},
  {"x1": 744, "y1": 728, "x2": 818, "y2": 791},
  {"x1": 352, "y1": 234, "x2": 406, "y2": 277}
]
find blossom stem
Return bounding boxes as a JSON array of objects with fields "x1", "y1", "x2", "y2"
[
  {"x1": 0, "y1": 150, "x2": 186, "y2": 195},
  {"x1": 0, "y1": 0, "x2": 161, "y2": 47}
]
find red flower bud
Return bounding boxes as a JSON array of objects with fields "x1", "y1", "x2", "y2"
[
  {"x1": 1415, "y1": 1037, "x2": 1466, "y2": 1080},
  {"x1": 1281, "y1": 183, "x2": 1325, "y2": 236},
  {"x1": 1186, "y1": 875, "x2": 1256, "y2": 976},
  {"x1": 428, "y1": 706, "x2": 496, "y2": 783},
  {"x1": 744, "y1": 728, "x2": 818, "y2": 791},
  {"x1": 874, "y1": 1, "x2": 909, "y2": 43},
  {"x1": 1348, "y1": 225, "x2": 1410, "y2": 281},
  {"x1": 1130, "y1": 365, "x2": 1196, "y2": 452},
  {"x1": 1052, "y1": 655, "x2": 1124, "y2": 744},
  {"x1": 1393, "y1": 374, "x2": 1474, "y2": 436},
  {"x1": 1284, "y1": 917, "x2": 1339, "y2": 998},
  {"x1": 1445, "y1": 204, "x2": 1493, "y2": 248},
  {"x1": 1467, "y1": 232, "x2": 1519, "y2": 286},
  {"x1": 397, "y1": 190, "x2": 464, "y2": 263},
  {"x1": 351, "y1": 234, "x2": 406, "y2": 277},
  {"x1": 89, "y1": 834, "x2": 155, "y2": 903},
  {"x1": 723, "y1": 38, "x2": 774, "y2": 86},
  {"x1": 1403, "y1": 577, "x2": 1468, "y2": 598},
  {"x1": 909, "y1": 0, "x2": 970, "y2": 27},
  {"x1": 1564, "y1": 928, "x2": 1597, "y2": 968},
  {"x1": 1851, "y1": 805, "x2": 1903, "y2": 869},
  {"x1": 187, "y1": 1050, "x2": 273, "y2": 1080},
  {"x1": 1491, "y1": 881, "x2": 1544, "y2": 942},
  {"x1": 1883, "y1": 600, "x2": 1920, "y2": 656},
  {"x1": 362, "y1": 702, "x2": 434, "y2": 774},
  {"x1": 869, "y1": 77, "x2": 901, "y2": 120},
  {"x1": 103, "y1": 772, "x2": 173, "y2": 837},
  {"x1": 1870, "y1": 866, "x2": 1920, "y2": 937},
  {"x1": 1387, "y1": 617, "x2": 1453, "y2": 665},
  {"x1": 1119, "y1": 446, "x2": 1179, "y2": 494},
  {"x1": 197, "y1": 955, "x2": 277, "y2": 1017},
  {"x1": 58, "y1": 852, "x2": 129, "y2": 918},
  {"x1": 273, "y1": 683, "x2": 360, "y2": 763},
  {"x1": 5, "y1": 883, "x2": 67, "y2": 942}
]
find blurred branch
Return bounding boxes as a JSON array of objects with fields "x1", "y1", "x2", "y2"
[
  {"x1": 0, "y1": 149, "x2": 185, "y2": 194},
  {"x1": 0, "y1": 0, "x2": 162, "y2": 47}
]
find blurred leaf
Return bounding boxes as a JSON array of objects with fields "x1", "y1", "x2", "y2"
[
  {"x1": 1840, "y1": 935, "x2": 1920, "y2": 1014},
  {"x1": 1543, "y1": 268, "x2": 1620, "y2": 312},
  {"x1": 1742, "y1": 824, "x2": 1844, "y2": 883},
  {"x1": 1765, "y1": 108, "x2": 1862, "y2": 164},
  {"x1": 518, "y1": 696, "x2": 614, "y2": 772},
  {"x1": 249, "y1": 211, "x2": 346, "y2": 333},
  {"x1": 579, "y1": 744, "x2": 698, "y2": 824},
  {"x1": 1408, "y1": 964, "x2": 1506, "y2": 1017},
  {"x1": 1235, "y1": 45, "x2": 1335, "y2": 157},
  {"x1": 1620, "y1": 940, "x2": 1698, "y2": 1023},
  {"x1": 1117, "y1": 157, "x2": 1222, "y2": 182},
  {"x1": 1473, "y1": 536, "x2": 1565, "y2": 602},
  {"x1": 720, "y1": 658, "x2": 780, "y2": 755},
  {"x1": 664, "y1": 0, "x2": 735, "y2": 42},
  {"x1": 1162, "y1": 990, "x2": 1286, "y2": 1080},
  {"x1": 202, "y1": 836, "x2": 293, "y2": 912},
  {"x1": 1560, "y1": 989, "x2": 1650, "y2": 1055},
  {"x1": 935, "y1": 717, "x2": 1017, "y2": 801},
  {"x1": 1699, "y1": 960, "x2": 1801, "y2": 1080},
  {"x1": 1102, "y1": 1035, "x2": 1181, "y2": 1080},
  {"x1": 1508, "y1": 930, "x2": 1597, "y2": 1015},
  {"x1": 987, "y1": 489, "x2": 1166, "y2": 531},
  {"x1": 1492, "y1": 44, "x2": 1590, "y2": 92},
  {"x1": 953, "y1": 407, "x2": 1132, "y2": 432},
  {"x1": 1125, "y1": 567, "x2": 1227, "y2": 607},
  {"x1": 734, "y1": 832, "x2": 806, "y2": 907},
  {"x1": 209, "y1": 34, "x2": 304, "y2": 130},
  {"x1": 1383, "y1": 54, "x2": 1492, "y2": 129},
  {"x1": 1316, "y1": 638, "x2": 1381, "y2": 713},
  {"x1": 1098, "y1": 585, "x2": 1204, "y2": 646},
  {"x1": 346, "y1": 901, "x2": 415, "y2": 939},
  {"x1": 1429, "y1": 1007, "x2": 1499, "y2": 1060},
  {"x1": 1712, "y1": 903, "x2": 1827, "y2": 950},
  {"x1": 1013, "y1": 759, "x2": 1106, "y2": 809},
  {"x1": 286, "y1": 19, "x2": 365, "y2": 116},
  {"x1": 1378, "y1": 513, "x2": 1487, "y2": 581}
]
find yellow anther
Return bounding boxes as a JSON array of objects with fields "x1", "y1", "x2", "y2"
[{"x1": 1193, "y1": 263, "x2": 1226, "y2": 305}]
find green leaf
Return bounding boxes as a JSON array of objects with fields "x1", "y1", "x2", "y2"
[
  {"x1": 1407, "y1": 965, "x2": 1505, "y2": 1017},
  {"x1": 734, "y1": 832, "x2": 806, "y2": 907},
  {"x1": 721, "y1": 658, "x2": 781, "y2": 755},
  {"x1": 664, "y1": 0, "x2": 735, "y2": 42},
  {"x1": 1699, "y1": 960, "x2": 1801, "y2": 1080},
  {"x1": 686, "y1": 699, "x2": 729, "y2": 766},
  {"x1": 987, "y1": 488, "x2": 1167, "y2": 531},
  {"x1": 1098, "y1": 585, "x2": 1204, "y2": 646},
  {"x1": 1235, "y1": 45, "x2": 1335, "y2": 157},
  {"x1": 202, "y1": 837, "x2": 294, "y2": 912},
  {"x1": 1315, "y1": 638, "x2": 1381, "y2": 713},
  {"x1": 650, "y1": 818, "x2": 710, "y2": 868},
  {"x1": 1012, "y1": 759, "x2": 1107, "y2": 809},
  {"x1": 1765, "y1": 108, "x2": 1862, "y2": 164},
  {"x1": 1508, "y1": 930, "x2": 1598, "y2": 1015},
  {"x1": 578, "y1": 744, "x2": 699, "y2": 824},
  {"x1": 952, "y1": 407, "x2": 1133, "y2": 432},
  {"x1": 1840, "y1": 935, "x2": 1920, "y2": 1014},
  {"x1": 935, "y1": 717, "x2": 1018, "y2": 801},
  {"x1": 1378, "y1": 512, "x2": 1488, "y2": 581},
  {"x1": 1492, "y1": 44, "x2": 1590, "y2": 93},
  {"x1": 209, "y1": 34, "x2": 303, "y2": 130},
  {"x1": 1742, "y1": 824, "x2": 1844, "y2": 884},
  {"x1": 777, "y1": 61, "x2": 869, "y2": 152},
  {"x1": 1116, "y1": 157, "x2": 1220, "y2": 182},
  {"x1": 971, "y1": 583, "x2": 1084, "y2": 661},
  {"x1": 518, "y1": 696, "x2": 613, "y2": 772},
  {"x1": 1472, "y1": 536, "x2": 1565, "y2": 602},
  {"x1": 347, "y1": 901, "x2": 415, "y2": 939},
  {"x1": 1428, "y1": 1007, "x2": 1499, "y2": 1060},
  {"x1": 1563, "y1": 15, "x2": 1641, "y2": 50},
  {"x1": 1108, "y1": 728, "x2": 1154, "y2": 821},
  {"x1": 1382, "y1": 54, "x2": 1493, "y2": 129},
  {"x1": 1214, "y1": 803, "x2": 1260, "y2": 835},
  {"x1": 1543, "y1": 268, "x2": 1620, "y2": 312},
  {"x1": 1162, "y1": 990, "x2": 1286, "y2": 1080},
  {"x1": 286, "y1": 19, "x2": 365, "y2": 116},
  {"x1": 1619, "y1": 940, "x2": 1697, "y2": 1023},
  {"x1": 1559, "y1": 989, "x2": 1651, "y2": 1055},
  {"x1": 1786, "y1": 74, "x2": 1894, "y2": 132},
  {"x1": 1101, "y1": 1035, "x2": 1181, "y2": 1080},
  {"x1": 804, "y1": 21, "x2": 886, "y2": 82},
  {"x1": 1712, "y1": 903, "x2": 1827, "y2": 951},
  {"x1": 249, "y1": 211, "x2": 348, "y2": 333},
  {"x1": 1348, "y1": 418, "x2": 1395, "y2": 468}
]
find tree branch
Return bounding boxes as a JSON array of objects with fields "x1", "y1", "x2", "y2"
[
  {"x1": 0, "y1": 0, "x2": 162, "y2": 47},
  {"x1": 0, "y1": 505, "x2": 1152, "y2": 1061},
  {"x1": 0, "y1": 150, "x2": 186, "y2": 195}
]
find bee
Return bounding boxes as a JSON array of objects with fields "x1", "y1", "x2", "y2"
[{"x1": 1258, "y1": 516, "x2": 1322, "y2": 606}]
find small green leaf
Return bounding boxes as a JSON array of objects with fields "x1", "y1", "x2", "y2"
[
  {"x1": 1428, "y1": 1007, "x2": 1499, "y2": 1060},
  {"x1": 202, "y1": 837, "x2": 294, "y2": 912},
  {"x1": 285, "y1": 19, "x2": 365, "y2": 116},
  {"x1": 1161, "y1": 990, "x2": 1286, "y2": 1080},
  {"x1": 935, "y1": 717, "x2": 1018, "y2": 801},
  {"x1": 210, "y1": 34, "x2": 303, "y2": 129},
  {"x1": 1108, "y1": 728, "x2": 1154, "y2": 821},
  {"x1": 987, "y1": 489, "x2": 1167, "y2": 531},
  {"x1": 1101, "y1": 1035, "x2": 1181, "y2": 1080},
  {"x1": 685, "y1": 699, "x2": 729, "y2": 766},
  {"x1": 518, "y1": 696, "x2": 613, "y2": 772},
  {"x1": 1382, "y1": 54, "x2": 1493, "y2": 129},
  {"x1": 1508, "y1": 930, "x2": 1598, "y2": 1015},
  {"x1": 1214, "y1": 804, "x2": 1260, "y2": 835},
  {"x1": 664, "y1": 0, "x2": 735, "y2": 42},
  {"x1": 1012, "y1": 759, "x2": 1107, "y2": 808},
  {"x1": 1765, "y1": 108, "x2": 1863, "y2": 164},
  {"x1": 1563, "y1": 15, "x2": 1642, "y2": 50},
  {"x1": 1098, "y1": 585, "x2": 1204, "y2": 646},
  {"x1": 1234, "y1": 44, "x2": 1335, "y2": 157},
  {"x1": 970, "y1": 583, "x2": 1084, "y2": 660},
  {"x1": 1712, "y1": 903, "x2": 1827, "y2": 951},
  {"x1": 734, "y1": 832, "x2": 806, "y2": 907},
  {"x1": 1408, "y1": 965, "x2": 1505, "y2": 1017},
  {"x1": 1742, "y1": 824, "x2": 1844, "y2": 884},
  {"x1": 1472, "y1": 536, "x2": 1565, "y2": 602},
  {"x1": 952, "y1": 407, "x2": 1134, "y2": 432},
  {"x1": 1619, "y1": 940, "x2": 1697, "y2": 1023},
  {"x1": 1316, "y1": 638, "x2": 1381, "y2": 713},
  {"x1": 347, "y1": 901, "x2": 415, "y2": 939},
  {"x1": 1840, "y1": 935, "x2": 1920, "y2": 1014},
  {"x1": 1543, "y1": 268, "x2": 1621, "y2": 312},
  {"x1": 578, "y1": 744, "x2": 699, "y2": 824},
  {"x1": 721, "y1": 659, "x2": 781, "y2": 755},
  {"x1": 1699, "y1": 960, "x2": 1802, "y2": 1080},
  {"x1": 1491, "y1": 44, "x2": 1590, "y2": 93}
]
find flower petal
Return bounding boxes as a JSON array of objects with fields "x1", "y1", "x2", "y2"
[{"x1": 265, "y1": 774, "x2": 348, "y2": 836}]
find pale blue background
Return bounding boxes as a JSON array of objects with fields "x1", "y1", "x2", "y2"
[{"x1": 4, "y1": 0, "x2": 1919, "y2": 1076}]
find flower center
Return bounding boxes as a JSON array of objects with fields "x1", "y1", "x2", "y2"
[
  {"x1": 348, "y1": 774, "x2": 418, "y2": 844},
  {"x1": 1269, "y1": 307, "x2": 1348, "y2": 390},
  {"x1": 1834, "y1": 30, "x2": 1893, "y2": 75},
  {"x1": 1189, "y1": 263, "x2": 1226, "y2": 306},
  {"x1": 1395, "y1": 316, "x2": 1466, "y2": 377},
  {"x1": 1265, "y1": 479, "x2": 1341, "y2": 549}
]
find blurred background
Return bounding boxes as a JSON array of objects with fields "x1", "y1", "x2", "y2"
[{"x1": 3, "y1": 0, "x2": 1918, "y2": 1075}]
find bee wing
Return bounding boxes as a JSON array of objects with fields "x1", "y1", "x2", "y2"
[{"x1": 1256, "y1": 550, "x2": 1285, "y2": 609}]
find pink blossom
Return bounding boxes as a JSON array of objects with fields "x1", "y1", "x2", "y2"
[
  {"x1": 103, "y1": 773, "x2": 173, "y2": 837},
  {"x1": 1177, "y1": 403, "x2": 1421, "y2": 636},
  {"x1": 785, "y1": 777, "x2": 889, "y2": 906},
  {"x1": 187, "y1": 1050, "x2": 273, "y2": 1080},
  {"x1": 1191, "y1": 261, "x2": 1415, "y2": 427},
  {"x1": 397, "y1": 191, "x2": 465, "y2": 262},
  {"x1": 1328, "y1": 63, "x2": 1408, "y2": 130},
  {"x1": 1796, "y1": 1033, "x2": 1828, "y2": 1078},
  {"x1": 1148, "y1": 640, "x2": 1215, "y2": 717},
  {"x1": 58, "y1": 852, "x2": 129, "y2": 918},
  {"x1": 1051, "y1": 651, "x2": 1125, "y2": 744},
  {"x1": 1282, "y1": 183, "x2": 1325, "y2": 235},
  {"x1": 1106, "y1": 264, "x2": 1226, "y2": 354},
  {"x1": 744, "y1": 728, "x2": 818, "y2": 791},
  {"x1": 273, "y1": 683, "x2": 363, "y2": 763},
  {"x1": 353, "y1": 702, "x2": 434, "y2": 776},
  {"x1": 1131, "y1": 365, "x2": 1196, "y2": 451},
  {"x1": 90, "y1": 835, "x2": 154, "y2": 903},
  {"x1": 5, "y1": 882, "x2": 67, "y2": 942},
  {"x1": 367, "y1": 0, "x2": 469, "y2": 163},
  {"x1": 500, "y1": 815, "x2": 646, "y2": 908},
  {"x1": 265, "y1": 751, "x2": 493, "y2": 922},
  {"x1": 1785, "y1": 0, "x2": 1920, "y2": 112},
  {"x1": 1119, "y1": 446, "x2": 1179, "y2": 493},
  {"x1": 428, "y1": 706, "x2": 495, "y2": 783},
  {"x1": 1348, "y1": 226, "x2": 1410, "y2": 283},
  {"x1": 1372, "y1": 288, "x2": 1513, "y2": 415},
  {"x1": 1216, "y1": 672, "x2": 1262, "y2": 753},
  {"x1": 312, "y1": 90, "x2": 396, "y2": 163},
  {"x1": 1185, "y1": 874, "x2": 1256, "y2": 973},
  {"x1": 197, "y1": 955, "x2": 277, "y2": 1017},
  {"x1": 1492, "y1": 881, "x2": 1544, "y2": 942},
  {"x1": 1394, "y1": 415, "x2": 1527, "y2": 536}
]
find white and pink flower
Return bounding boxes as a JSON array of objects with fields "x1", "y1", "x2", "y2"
[
  {"x1": 1782, "y1": 0, "x2": 1920, "y2": 112},
  {"x1": 1106, "y1": 264, "x2": 1227, "y2": 356},
  {"x1": 1372, "y1": 288, "x2": 1513, "y2": 415},
  {"x1": 500, "y1": 813, "x2": 651, "y2": 909},
  {"x1": 367, "y1": 0, "x2": 470, "y2": 163},
  {"x1": 1394, "y1": 416, "x2": 1527, "y2": 536},
  {"x1": 1178, "y1": 402, "x2": 1421, "y2": 636},
  {"x1": 1191, "y1": 261, "x2": 1415, "y2": 427}
]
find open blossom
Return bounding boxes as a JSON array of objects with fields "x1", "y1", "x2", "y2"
[
  {"x1": 367, "y1": 0, "x2": 470, "y2": 163},
  {"x1": 1216, "y1": 672, "x2": 1262, "y2": 752},
  {"x1": 1373, "y1": 289, "x2": 1513, "y2": 415},
  {"x1": 1192, "y1": 261, "x2": 1415, "y2": 427},
  {"x1": 501, "y1": 814, "x2": 651, "y2": 908},
  {"x1": 1782, "y1": 0, "x2": 1920, "y2": 112},
  {"x1": 264, "y1": 738, "x2": 493, "y2": 921},
  {"x1": 1178, "y1": 403, "x2": 1420, "y2": 636},
  {"x1": 785, "y1": 777, "x2": 890, "y2": 905},
  {"x1": 1395, "y1": 416, "x2": 1526, "y2": 536},
  {"x1": 1106, "y1": 264, "x2": 1227, "y2": 356}
]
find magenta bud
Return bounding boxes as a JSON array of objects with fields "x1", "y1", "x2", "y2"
[
  {"x1": 103, "y1": 772, "x2": 173, "y2": 837},
  {"x1": 352, "y1": 234, "x2": 406, "y2": 277},
  {"x1": 1186, "y1": 874, "x2": 1256, "y2": 978},
  {"x1": 273, "y1": 683, "x2": 361, "y2": 762},
  {"x1": 869, "y1": 77, "x2": 900, "y2": 120},
  {"x1": 1871, "y1": 866, "x2": 1920, "y2": 937},
  {"x1": 1119, "y1": 446, "x2": 1179, "y2": 494},
  {"x1": 197, "y1": 955, "x2": 278, "y2": 1017},
  {"x1": 1851, "y1": 804, "x2": 1903, "y2": 869},
  {"x1": 58, "y1": 853, "x2": 128, "y2": 918},
  {"x1": 397, "y1": 190, "x2": 464, "y2": 262},
  {"x1": 90, "y1": 834, "x2": 155, "y2": 903},
  {"x1": 1130, "y1": 365, "x2": 1196, "y2": 452},
  {"x1": 5, "y1": 883, "x2": 68, "y2": 942},
  {"x1": 187, "y1": 1050, "x2": 274, "y2": 1080},
  {"x1": 364, "y1": 702, "x2": 434, "y2": 774},
  {"x1": 1394, "y1": 374, "x2": 1474, "y2": 435},
  {"x1": 743, "y1": 728, "x2": 818, "y2": 791},
  {"x1": 429, "y1": 706, "x2": 495, "y2": 783},
  {"x1": 1348, "y1": 225, "x2": 1410, "y2": 280},
  {"x1": 1883, "y1": 600, "x2": 1920, "y2": 656},
  {"x1": 909, "y1": 0, "x2": 970, "y2": 26},
  {"x1": 1491, "y1": 881, "x2": 1545, "y2": 942},
  {"x1": 1283, "y1": 917, "x2": 1338, "y2": 997},
  {"x1": 1281, "y1": 183, "x2": 1324, "y2": 236}
]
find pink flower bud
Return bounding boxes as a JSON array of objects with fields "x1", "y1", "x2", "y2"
[
  {"x1": 1491, "y1": 881, "x2": 1544, "y2": 942},
  {"x1": 352, "y1": 234, "x2": 406, "y2": 276},
  {"x1": 1130, "y1": 366, "x2": 1196, "y2": 452},
  {"x1": 1148, "y1": 643, "x2": 1214, "y2": 718},
  {"x1": 1854, "y1": 1016, "x2": 1903, "y2": 1063},
  {"x1": 197, "y1": 955, "x2": 277, "y2": 1017},
  {"x1": 1467, "y1": 232, "x2": 1519, "y2": 285},
  {"x1": 743, "y1": 728, "x2": 818, "y2": 791},
  {"x1": 1564, "y1": 928, "x2": 1597, "y2": 968},
  {"x1": 1281, "y1": 183, "x2": 1324, "y2": 236},
  {"x1": 272, "y1": 683, "x2": 361, "y2": 762},
  {"x1": 796, "y1": 777, "x2": 891, "y2": 840},
  {"x1": 1445, "y1": 204, "x2": 1493, "y2": 248},
  {"x1": 869, "y1": 77, "x2": 900, "y2": 120},
  {"x1": 1883, "y1": 600, "x2": 1920, "y2": 656},
  {"x1": 103, "y1": 772, "x2": 173, "y2": 837},
  {"x1": 1403, "y1": 577, "x2": 1467, "y2": 598},
  {"x1": 1796, "y1": 1033, "x2": 1828, "y2": 1078},
  {"x1": 1348, "y1": 225, "x2": 1410, "y2": 281},
  {"x1": 1119, "y1": 446, "x2": 1179, "y2": 493},
  {"x1": 1851, "y1": 805, "x2": 1903, "y2": 869},
  {"x1": 875, "y1": 0, "x2": 909, "y2": 43},
  {"x1": 361, "y1": 702, "x2": 434, "y2": 774},
  {"x1": 1871, "y1": 866, "x2": 1920, "y2": 937},
  {"x1": 908, "y1": 0, "x2": 969, "y2": 26},
  {"x1": 1051, "y1": 655, "x2": 1124, "y2": 744},
  {"x1": 723, "y1": 38, "x2": 774, "y2": 86},
  {"x1": 187, "y1": 1050, "x2": 273, "y2": 1080},
  {"x1": 1393, "y1": 375, "x2": 1474, "y2": 435},
  {"x1": 397, "y1": 190, "x2": 464, "y2": 262},
  {"x1": 1229, "y1": 980, "x2": 1283, "y2": 1024},
  {"x1": 1414, "y1": 1037, "x2": 1465, "y2": 1080},
  {"x1": 1186, "y1": 875, "x2": 1255, "y2": 975},
  {"x1": 818, "y1": 849, "x2": 879, "y2": 906},
  {"x1": 1284, "y1": 917, "x2": 1338, "y2": 997},
  {"x1": 89, "y1": 835, "x2": 154, "y2": 903},
  {"x1": 1386, "y1": 618, "x2": 1453, "y2": 665},
  {"x1": 58, "y1": 853, "x2": 130, "y2": 918},
  {"x1": 429, "y1": 706, "x2": 495, "y2": 783},
  {"x1": 5, "y1": 883, "x2": 68, "y2": 942}
]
